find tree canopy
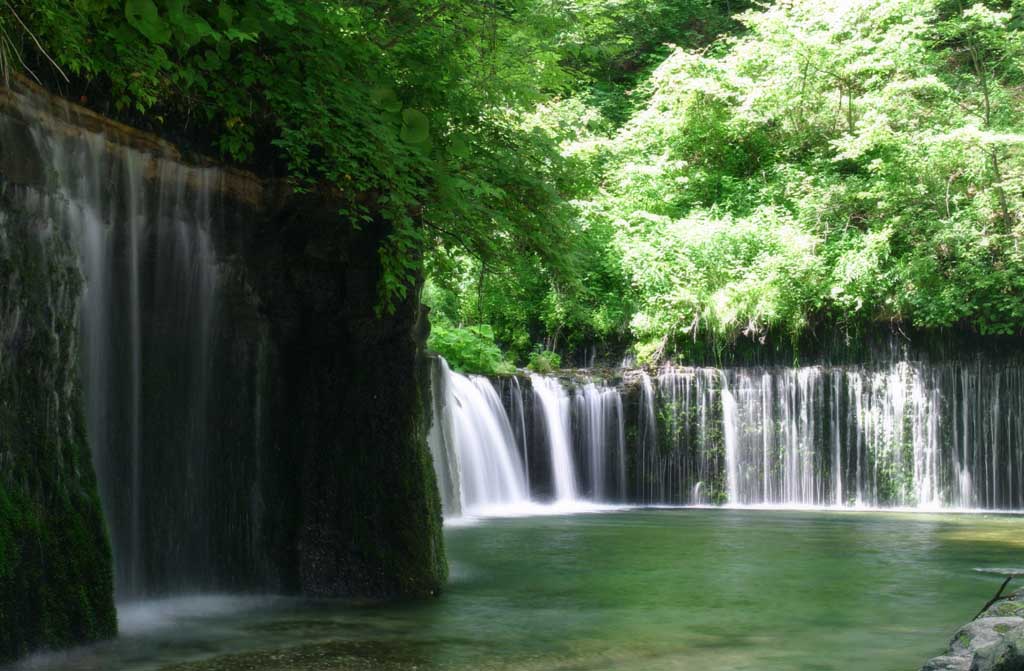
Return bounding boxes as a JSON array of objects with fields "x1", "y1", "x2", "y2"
[
  {"x1": 427, "y1": 0, "x2": 1024, "y2": 369},
  {"x1": 2, "y1": 0, "x2": 1022, "y2": 373}
]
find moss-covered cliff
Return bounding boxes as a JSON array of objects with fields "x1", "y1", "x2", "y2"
[
  {"x1": 0, "y1": 77, "x2": 446, "y2": 661},
  {"x1": 0, "y1": 189, "x2": 117, "y2": 662}
]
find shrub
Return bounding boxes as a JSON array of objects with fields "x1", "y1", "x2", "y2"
[{"x1": 427, "y1": 323, "x2": 515, "y2": 375}]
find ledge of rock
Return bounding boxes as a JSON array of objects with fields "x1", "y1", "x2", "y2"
[{"x1": 0, "y1": 75, "x2": 265, "y2": 207}]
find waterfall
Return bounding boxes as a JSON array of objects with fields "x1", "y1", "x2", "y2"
[
  {"x1": 636, "y1": 372, "x2": 658, "y2": 503},
  {"x1": 427, "y1": 354, "x2": 1024, "y2": 513},
  {"x1": 4, "y1": 88, "x2": 269, "y2": 598},
  {"x1": 429, "y1": 364, "x2": 637, "y2": 516},
  {"x1": 573, "y1": 382, "x2": 627, "y2": 500},
  {"x1": 499, "y1": 375, "x2": 531, "y2": 493},
  {"x1": 428, "y1": 359, "x2": 529, "y2": 513},
  {"x1": 831, "y1": 373, "x2": 842, "y2": 506},
  {"x1": 634, "y1": 367, "x2": 723, "y2": 504},
  {"x1": 40, "y1": 127, "x2": 219, "y2": 595},
  {"x1": 427, "y1": 359, "x2": 462, "y2": 517},
  {"x1": 531, "y1": 375, "x2": 578, "y2": 502},
  {"x1": 635, "y1": 360, "x2": 1024, "y2": 510},
  {"x1": 720, "y1": 373, "x2": 739, "y2": 504}
]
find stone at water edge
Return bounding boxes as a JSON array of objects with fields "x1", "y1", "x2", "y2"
[
  {"x1": 949, "y1": 618, "x2": 1024, "y2": 656},
  {"x1": 920, "y1": 656, "x2": 971, "y2": 671},
  {"x1": 970, "y1": 625, "x2": 1024, "y2": 671},
  {"x1": 985, "y1": 599, "x2": 1024, "y2": 619},
  {"x1": 919, "y1": 583, "x2": 1024, "y2": 671},
  {"x1": 925, "y1": 617, "x2": 1024, "y2": 671}
]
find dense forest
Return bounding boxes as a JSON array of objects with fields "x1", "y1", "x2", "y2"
[{"x1": 2, "y1": 0, "x2": 1022, "y2": 373}]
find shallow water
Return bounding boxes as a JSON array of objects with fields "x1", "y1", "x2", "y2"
[{"x1": 9, "y1": 509, "x2": 1024, "y2": 671}]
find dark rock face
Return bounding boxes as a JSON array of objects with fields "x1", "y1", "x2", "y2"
[
  {"x1": 250, "y1": 193, "x2": 446, "y2": 597},
  {"x1": 0, "y1": 78, "x2": 445, "y2": 661}
]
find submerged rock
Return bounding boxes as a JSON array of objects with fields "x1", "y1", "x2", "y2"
[{"x1": 157, "y1": 639, "x2": 439, "y2": 671}]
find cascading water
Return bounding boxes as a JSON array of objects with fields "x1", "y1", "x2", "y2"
[
  {"x1": 530, "y1": 375, "x2": 578, "y2": 502},
  {"x1": 720, "y1": 373, "x2": 739, "y2": 505},
  {"x1": 573, "y1": 382, "x2": 627, "y2": 501},
  {"x1": 635, "y1": 360, "x2": 1024, "y2": 509},
  {"x1": 497, "y1": 375, "x2": 531, "y2": 492},
  {"x1": 428, "y1": 359, "x2": 529, "y2": 514},
  {"x1": 634, "y1": 367, "x2": 723, "y2": 504},
  {"x1": 429, "y1": 353, "x2": 1024, "y2": 513},
  {"x1": 635, "y1": 372, "x2": 659, "y2": 503},
  {"x1": 6, "y1": 89, "x2": 270, "y2": 598},
  {"x1": 430, "y1": 365, "x2": 638, "y2": 513}
]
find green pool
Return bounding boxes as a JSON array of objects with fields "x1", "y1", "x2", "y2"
[{"x1": 11, "y1": 509, "x2": 1024, "y2": 671}]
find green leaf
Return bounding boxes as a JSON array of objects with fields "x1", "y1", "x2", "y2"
[
  {"x1": 371, "y1": 86, "x2": 403, "y2": 113},
  {"x1": 125, "y1": 0, "x2": 171, "y2": 45},
  {"x1": 202, "y1": 49, "x2": 221, "y2": 69},
  {"x1": 217, "y1": 2, "x2": 237, "y2": 27},
  {"x1": 224, "y1": 28, "x2": 257, "y2": 42},
  {"x1": 165, "y1": 0, "x2": 215, "y2": 50},
  {"x1": 449, "y1": 135, "x2": 471, "y2": 158},
  {"x1": 400, "y1": 109, "x2": 430, "y2": 144}
]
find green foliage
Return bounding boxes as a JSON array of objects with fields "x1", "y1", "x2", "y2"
[
  {"x1": 7, "y1": 0, "x2": 1024, "y2": 368},
  {"x1": 428, "y1": 322, "x2": 515, "y2": 376},
  {"x1": 566, "y1": 0, "x2": 1024, "y2": 361},
  {"x1": 618, "y1": 207, "x2": 825, "y2": 358},
  {"x1": 1, "y1": 0, "x2": 591, "y2": 313},
  {"x1": 527, "y1": 348, "x2": 562, "y2": 374},
  {"x1": 422, "y1": 1, "x2": 745, "y2": 365},
  {"x1": 430, "y1": 0, "x2": 1024, "y2": 366},
  {"x1": 400, "y1": 109, "x2": 430, "y2": 145}
]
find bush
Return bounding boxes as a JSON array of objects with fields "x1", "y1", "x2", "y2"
[
  {"x1": 427, "y1": 323, "x2": 515, "y2": 375},
  {"x1": 527, "y1": 347, "x2": 562, "y2": 373}
]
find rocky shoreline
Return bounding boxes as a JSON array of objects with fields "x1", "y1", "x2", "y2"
[{"x1": 922, "y1": 587, "x2": 1024, "y2": 670}]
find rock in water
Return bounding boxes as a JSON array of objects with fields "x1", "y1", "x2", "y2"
[{"x1": 920, "y1": 588, "x2": 1024, "y2": 671}]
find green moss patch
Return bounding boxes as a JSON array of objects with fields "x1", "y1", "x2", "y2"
[{"x1": 0, "y1": 196, "x2": 116, "y2": 662}]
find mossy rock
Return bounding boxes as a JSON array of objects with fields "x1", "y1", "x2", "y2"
[
  {"x1": 0, "y1": 194, "x2": 116, "y2": 662},
  {"x1": 986, "y1": 602, "x2": 1024, "y2": 619},
  {"x1": 969, "y1": 625, "x2": 1024, "y2": 671}
]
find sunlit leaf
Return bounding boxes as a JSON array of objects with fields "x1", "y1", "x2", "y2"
[{"x1": 125, "y1": 0, "x2": 170, "y2": 44}]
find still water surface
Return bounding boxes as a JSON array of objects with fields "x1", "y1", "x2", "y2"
[{"x1": 10, "y1": 509, "x2": 1024, "y2": 671}]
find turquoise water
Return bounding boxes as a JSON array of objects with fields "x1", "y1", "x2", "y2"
[{"x1": 11, "y1": 509, "x2": 1024, "y2": 671}]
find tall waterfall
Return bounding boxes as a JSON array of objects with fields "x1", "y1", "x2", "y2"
[
  {"x1": 7, "y1": 89, "x2": 269, "y2": 597},
  {"x1": 428, "y1": 359, "x2": 529, "y2": 514},
  {"x1": 530, "y1": 375, "x2": 578, "y2": 502}
]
